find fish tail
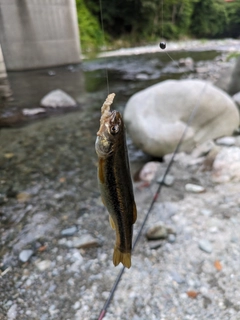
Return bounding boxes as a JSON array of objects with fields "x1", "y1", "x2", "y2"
[{"x1": 113, "y1": 246, "x2": 131, "y2": 269}]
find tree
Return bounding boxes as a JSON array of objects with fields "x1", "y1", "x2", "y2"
[
  {"x1": 225, "y1": 0, "x2": 240, "y2": 37},
  {"x1": 190, "y1": 0, "x2": 228, "y2": 37},
  {"x1": 76, "y1": 0, "x2": 104, "y2": 52}
]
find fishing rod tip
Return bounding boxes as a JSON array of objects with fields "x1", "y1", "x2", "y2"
[{"x1": 98, "y1": 310, "x2": 106, "y2": 320}]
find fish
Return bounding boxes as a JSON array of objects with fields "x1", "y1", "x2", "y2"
[{"x1": 95, "y1": 93, "x2": 137, "y2": 268}]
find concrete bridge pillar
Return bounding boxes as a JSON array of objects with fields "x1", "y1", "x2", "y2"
[
  {"x1": 0, "y1": 0, "x2": 81, "y2": 71},
  {"x1": 0, "y1": 43, "x2": 11, "y2": 99}
]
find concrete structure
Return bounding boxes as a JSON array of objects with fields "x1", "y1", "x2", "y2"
[
  {"x1": 0, "y1": 43, "x2": 11, "y2": 99},
  {"x1": 0, "y1": 0, "x2": 81, "y2": 70}
]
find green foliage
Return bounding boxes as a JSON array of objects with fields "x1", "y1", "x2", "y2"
[
  {"x1": 76, "y1": 0, "x2": 240, "y2": 51},
  {"x1": 75, "y1": 0, "x2": 104, "y2": 53},
  {"x1": 225, "y1": 1, "x2": 240, "y2": 37},
  {"x1": 190, "y1": 0, "x2": 228, "y2": 37}
]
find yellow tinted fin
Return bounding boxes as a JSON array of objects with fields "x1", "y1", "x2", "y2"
[
  {"x1": 133, "y1": 202, "x2": 137, "y2": 224},
  {"x1": 113, "y1": 247, "x2": 131, "y2": 268},
  {"x1": 109, "y1": 215, "x2": 116, "y2": 230},
  {"x1": 98, "y1": 158, "x2": 105, "y2": 183}
]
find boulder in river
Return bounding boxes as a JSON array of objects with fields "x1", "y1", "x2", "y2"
[
  {"x1": 124, "y1": 79, "x2": 239, "y2": 157},
  {"x1": 40, "y1": 89, "x2": 77, "y2": 108}
]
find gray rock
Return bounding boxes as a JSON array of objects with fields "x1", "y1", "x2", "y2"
[
  {"x1": 146, "y1": 223, "x2": 168, "y2": 240},
  {"x1": 124, "y1": 79, "x2": 239, "y2": 157},
  {"x1": 40, "y1": 89, "x2": 77, "y2": 108},
  {"x1": 215, "y1": 136, "x2": 236, "y2": 146},
  {"x1": 200, "y1": 209, "x2": 212, "y2": 217},
  {"x1": 22, "y1": 108, "x2": 46, "y2": 116},
  {"x1": 191, "y1": 140, "x2": 215, "y2": 158},
  {"x1": 139, "y1": 161, "x2": 161, "y2": 182},
  {"x1": 170, "y1": 270, "x2": 185, "y2": 284},
  {"x1": 148, "y1": 240, "x2": 163, "y2": 250},
  {"x1": 19, "y1": 249, "x2": 34, "y2": 263},
  {"x1": 71, "y1": 234, "x2": 100, "y2": 249},
  {"x1": 212, "y1": 147, "x2": 240, "y2": 183},
  {"x1": 7, "y1": 303, "x2": 17, "y2": 320},
  {"x1": 157, "y1": 174, "x2": 175, "y2": 186},
  {"x1": 35, "y1": 260, "x2": 52, "y2": 271},
  {"x1": 185, "y1": 183, "x2": 205, "y2": 193},
  {"x1": 199, "y1": 239, "x2": 212, "y2": 253},
  {"x1": 232, "y1": 91, "x2": 240, "y2": 107},
  {"x1": 61, "y1": 226, "x2": 77, "y2": 237},
  {"x1": 168, "y1": 234, "x2": 176, "y2": 243}
]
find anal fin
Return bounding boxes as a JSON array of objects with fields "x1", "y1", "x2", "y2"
[
  {"x1": 109, "y1": 215, "x2": 116, "y2": 230},
  {"x1": 113, "y1": 247, "x2": 131, "y2": 269}
]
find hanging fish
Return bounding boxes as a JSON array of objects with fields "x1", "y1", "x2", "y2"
[{"x1": 95, "y1": 93, "x2": 137, "y2": 268}]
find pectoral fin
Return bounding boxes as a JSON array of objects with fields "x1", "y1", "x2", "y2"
[
  {"x1": 109, "y1": 215, "x2": 116, "y2": 230},
  {"x1": 98, "y1": 158, "x2": 105, "y2": 183}
]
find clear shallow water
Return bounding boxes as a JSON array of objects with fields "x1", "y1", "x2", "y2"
[{"x1": 0, "y1": 50, "x2": 220, "y2": 125}]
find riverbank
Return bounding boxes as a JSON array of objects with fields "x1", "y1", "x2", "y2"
[{"x1": 97, "y1": 38, "x2": 240, "y2": 58}]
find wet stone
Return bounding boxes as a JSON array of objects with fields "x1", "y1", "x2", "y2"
[
  {"x1": 61, "y1": 226, "x2": 77, "y2": 237},
  {"x1": 19, "y1": 250, "x2": 34, "y2": 263},
  {"x1": 199, "y1": 239, "x2": 212, "y2": 253}
]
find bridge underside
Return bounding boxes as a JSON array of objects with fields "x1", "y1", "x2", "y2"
[{"x1": 0, "y1": 0, "x2": 81, "y2": 71}]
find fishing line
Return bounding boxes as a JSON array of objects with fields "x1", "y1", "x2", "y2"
[
  {"x1": 98, "y1": 82, "x2": 208, "y2": 320},
  {"x1": 99, "y1": 0, "x2": 110, "y2": 95},
  {"x1": 97, "y1": 2, "x2": 208, "y2": 319}
]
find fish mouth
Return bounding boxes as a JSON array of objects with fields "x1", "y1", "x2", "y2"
[{"x1": 97, "y1": 110, "x2": 118, "y2": 137}]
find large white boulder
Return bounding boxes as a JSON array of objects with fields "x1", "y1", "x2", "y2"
[{"x1": 124, "y1": 79, "x2": 239, "y2": 157}]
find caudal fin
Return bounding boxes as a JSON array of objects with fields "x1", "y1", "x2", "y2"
[{"x1": 113, "y1": 247, "x2": 131, "y2": 268}]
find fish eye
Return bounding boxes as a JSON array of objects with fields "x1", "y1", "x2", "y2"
[{"x1": 110, "y1": 125, "x2": 119, "y2": 135}]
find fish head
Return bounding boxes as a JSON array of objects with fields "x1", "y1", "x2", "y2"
[{"x1": 95, "y1": 110, "x2": 123, "y2": 157}]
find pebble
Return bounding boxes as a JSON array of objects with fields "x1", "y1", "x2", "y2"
[
  {"x1": 200, "y1": 209, "x2": 212, "y2": 217},
  {"x1": 198, "y1": 239, "x2": 212, "y2": 253},
  {"x1": 149, "y1": 240, "x2": 163, "y2": 250},
  {"x1": 185, "y1": 183, "x2": 205, "y2": 193},
  {"x1": 157, "y1": 174, "x2": 175, "y2": 186},
  {"x1": 61, "y1": 226, "x2": 77, "y2": 236},
  {"x1": 168, "y1": 234, "x2": 176, "y2": 243},
  {"x1": 19, "y1": 250, "x2": 34, "y2": 263},
  {"x1": 7, "y1": 303, "x2": 17, "y2": 320},
  {"x1": 170, "y1": 270, "x2": 185, "y2": 284},
  {"x1": 139, "y1": 161, "x2": 161, "y2": 182},
  {"x1": 35, "y1": 260, "x2": 52, "y2": 271},
  {"x1": 72, "y1": 234, "x2": 100, "y2": 249},
  {"x1": 146, "y1": 223, "x2": 168, "y2": 240},
  {"x1": 73, "y1": 301, "x2": 81, "y2": 310},
  {"x1": 215, "y1": 136, "x2": 235, "y2": 146}
]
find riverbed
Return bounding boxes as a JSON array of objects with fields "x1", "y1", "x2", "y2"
[{"x1": 1, "y1": 39, "x2": 240, "y2": 319}]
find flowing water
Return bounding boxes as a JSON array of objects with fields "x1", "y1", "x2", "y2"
[{"x1": 0, "y1": 50, "x2": 220, "y2": 124}]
